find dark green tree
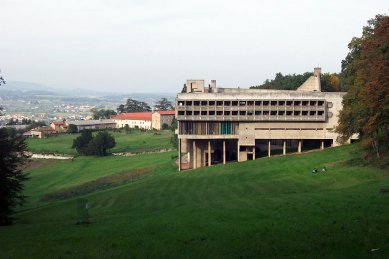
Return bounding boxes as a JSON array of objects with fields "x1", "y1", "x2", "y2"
[
  {"x1": 25, "y1": 121, "x2": 47, "y2": 131},
  {"x1": 0, "y1": 128, "x2": 29, "y2": 225},
  {"x1": 117, "y1": 98, "x2": 151, "y2": 113},
  {"x1": 154, "y1": 98, "x2": 174, "y2": 111},
  {"x1": 67, "y1": 124, "x2": 78, "y2": 133},
  {"x1": 72, "y1": 130, "x2": 93, "y2": 155},
  {"x1": 0, "y1": 72, "x2": 29, "y2": 225},
  {"x1": 87, "y1": 131, "x2": 116, "y2": 156},
  {"x1": 124, "y1": 124, "x2": 130, "y2": 134},
  {"x1": 91, "y1": 108, "x2": 117, "y2": 119}
]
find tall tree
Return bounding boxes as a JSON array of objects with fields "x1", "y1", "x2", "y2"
[
  {"x1": 154, "y1": 98, "x2": 174, "y2": 111},
  {"x1": 337, "y1": 14, "x2": 389, "y2": 161},
  {"x1": 0, "y1": 74, "x2": 29, "y2": 225},
  {"x1": 72, "y1": 130, "x2": 93, "y2": 155},
  {"x1": 117, "y1": 99, "x2": 151, "y2": 113}
]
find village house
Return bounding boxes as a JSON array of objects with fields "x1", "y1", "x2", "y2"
[
  {"x1": 26, "y1": 126, "x2": 58, "y2": 138},
  {"x1": 50, "y1": 121, "x2": 66, "y2": 132},
  {"x1": 113, "y1": 111, "x2": 175, "y2": 130}
]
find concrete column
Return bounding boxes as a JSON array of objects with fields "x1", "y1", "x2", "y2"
[
  {"x1": 193, "y1": 140, "x2": 197, "y2": 169},
  {"x1": 298, "y1": 140, "x2": 302, "y2": 153},
  {"x1": 237, "y1": 142, "x2": 240, "y2": 162},
  {"x1": 223, "y1": 140, "x2": 226, "y2": 164},
  {"x1": 321, "y1": 140, "x2": 324, "y2": 150},
  {"x1": 178, "y1": 138, "x2": 181, "y2": 171},
  {"x1": 268, "y1": 140, "x2": 271, "y2": 157},
  {"x1": 283, "y1": 140, "x2": 286, "y2": 155},
  {"x1": 253, "y1": 146, "x2": 256, "y2": 160},
  {"x1": 208, "y1": 140, "x2": 211, "y2": 166}
]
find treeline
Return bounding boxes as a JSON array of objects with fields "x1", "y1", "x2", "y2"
[{"x1": 250, "y1": 72, "x2": 340, "y2": 92}]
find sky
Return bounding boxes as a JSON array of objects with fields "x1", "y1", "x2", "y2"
[{"x1": 1, "y1": 0, "x2": 388, "y2": 93}]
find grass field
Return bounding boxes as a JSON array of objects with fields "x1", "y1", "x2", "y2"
[
  {"x1": 26, "y1": 130, "x2": 175, "y2": 154},
  {"x1": 2, "y1": 144, "x2": 389, "y2": 258}
]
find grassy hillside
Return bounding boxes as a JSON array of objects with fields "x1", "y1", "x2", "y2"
[
  {"x1": 2, "y1": 144, "x2": 389, "y2": 258},
  {"x1": 26, "y1": 130, "x2": 175, "y2": 154}
]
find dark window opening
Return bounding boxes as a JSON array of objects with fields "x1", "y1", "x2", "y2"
[
  {"x1": 286, "y1": 111, "x2": 293, "y2": 116},
  {"x1": 240, "y1": 111, "x2": 246, "y2": 116},
  {"x1": 286, "y1": 101, "x2": 293, "y2": 106},
  {"x1": 187, "y1": 111, "x2": 192, "y2": 115},
  {"x1": 224, "y1": 101, "x2": 231, "y2": 106},
  {"x1": 255, "y1": 101, "x2": 262, "y2": 106},
  {"x1": 263, "y1": 101, "x2": 269, "y2": 106},
  {"x1": 194, "y1": 101, "x2": 200, "y2": 106},
  {"x1": 224, "y1": 111, "x2": 230, "y2": 116},
  {"x1": 318, "y1": 111, "x2": 324, "y2": 116},
  {"x1": 318, "y1": 101, "x2": 324, "y2": 106},
  {"x1": 294, "y1": 111, "x2": 300, "y2": 116},
  {"x1": 209, "y1": 101, "x2": 215, "y2": 106},
  {"x1": 216, "y1": 111, "x2": 223, "y2": 116},
  {"x1": 294, "y1": 101, "x2": 301, "y2": 106},
  {"x1": 302, "y1": 101, "x2": 308, "y2": 106},
  {"x1": 232, "y1": 111, "x2": 238, "y2": 115},
  {"x1": 239, "y1": 101, "x2": 246, "y2": 106},
  {"x1": 201, "y1": 101, "x2": 207, "y2": 106},
  {"x1": 302, "y1": 111, "x2": 308, "y2": 116},
  {"x1": 247, "y1": 101, "x2": 254, "y2": 106},
  {"x1": 271, "y1": 101, "x2": 277, "y2": 106},
  {"x1": 247, "y1": 111, "x2": 253, "y2": 116},
  {"x1": 279, "y1": 101, "x2": 285, "y2": 106},
  {"x1": 209, "y1": 111, "x2": 215, "y2": 115},
  {"x1": 186, "y1": 101, "x2": 192, "y2": 106},
  {"x1": 255, "y1": 111, "x2": 261, "y2": 115},
  {"x1": 178, "y1": 111, "x2": 185, "y2": 115},
  {"x1": 309, "y1": 111, "x2": 316, "y2": 116},
  {"x1": 217, "y1": 101, "x2": 223, "y2": 106},
  {"x1": 194, "y1": 111, "x2": 200, "y2": 115},
  {"x1": 232, "y1": 101, "x2": 238, "y2": 106},
  {"x1": 263, "y1": 111, "x2": 269, "y2": 115},
  {"x1": 271, "y1": 111, "x2": 277, "y2": 115},
  {"x1": 201, "y1": 111, "x2": 207, "y2": 115},
  {"x1": 279, "y1": 111, "x2": 285, "y2": 116},
  {"x1": 310, "y1": 101, "x2": 316, "y2": 106}
]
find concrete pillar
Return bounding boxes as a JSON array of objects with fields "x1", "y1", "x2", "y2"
[
  {"x1": 268, "y1": 140, "x2": 271, "y2": 157},
  {"x1": 237, "y1": 142, "x2": 240, "y2": 162},
  {"x1": 178, "y1": 139, "x2": 181, "y2": 171},
  {"x1": 193, "y1": 140, "x2": 197, "y2": 169},
  {"x1": 253, "y1": 145, "x2": 256, "y2": 160},
  {"x1": 321, "y1": 140, "x2": 324, "y2": 150},
  {"x1": 283, "y1": 140, "x2": 286, "y2": 155},
  {"x1": 298, "y1": 140, "x2": 302, "y2": 153},
  {"x1": 208, "y1": 140, "x2": 211, "y2": 166},
  {"x1": 223, "y1": 140, "x2": 226, "y2": 165}
]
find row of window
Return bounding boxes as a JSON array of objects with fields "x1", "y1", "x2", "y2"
[
  {"x1": 178, "y1": 100, "x2": 325, "y2": 107},
  {"x1": 179, "y1": 122, "x2": 239, "y2": 135},
  {"x1": 178, "y1": 110, "x2": 325, "y2": 116}
]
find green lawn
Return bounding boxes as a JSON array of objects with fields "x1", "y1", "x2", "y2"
[
  {"x1": 26, "y1": 130, "x2": 175, "y2": 154},
  {"x1": 2, "y1": 144, "x2": 389, "y2": 258}
]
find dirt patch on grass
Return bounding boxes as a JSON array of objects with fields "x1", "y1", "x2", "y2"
[{"x1": 40, "y1": 168, "x2": 153, "y2": 201}]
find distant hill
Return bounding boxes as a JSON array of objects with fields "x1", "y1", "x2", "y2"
[{"x1": 0, "y1": 81, "x2": 176, "y2": 102}]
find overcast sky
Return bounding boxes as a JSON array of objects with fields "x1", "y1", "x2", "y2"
[{"x1": 1, "y1": 0, "x2": 388, "y2": 93}]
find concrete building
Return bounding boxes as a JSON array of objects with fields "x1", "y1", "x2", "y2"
[{"x1": 176, "y1": 68, "x2": 348, "y2": 171}]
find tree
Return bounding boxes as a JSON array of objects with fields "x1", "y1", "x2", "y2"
[
  {"x1": 250, "y1": 71, "x2": 340, "y2": 92},
  {"x1": 0, "y1": 129, "x2": 30, "y2": 225},
  {"x1": 0, "y1": 72, "x2": 29, "y2": 225},
  {"x1": 72, "y1": 130, "x2": 93, "y2": 155},
  {"x1": 117, "y1": 98, "x2": 151, "y2": 113},
  {"x1": 124, "y1": 124, "x2": 130, "y2": 134},
  {"x1": 72, "y1": 130, "x2": 116, "y2": 156},
  {"x1": 91, "y1": 108, "x2": 117, "y2": 119},
  {"x1": 67, "y1": 124, "x2": 78, "y2": 133},
  {"x1": 337, "y1": 14, "x2": 389, "y2": 162},
  {"x1": 87, "y1": 131, "x2": 116, "y2": 156},
  {"x1": 154, "y1": 98, "x2": 174, "y2": 111}
]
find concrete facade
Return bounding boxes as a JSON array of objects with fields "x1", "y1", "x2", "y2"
[
  {"x1": 152, "y1": 111, "x2": 175, "y2": 130},
  {"x1": 176, "y1": 68, "x2": 348, "y2": 171}
]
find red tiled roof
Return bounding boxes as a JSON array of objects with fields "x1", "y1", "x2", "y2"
[
  {"x1": 155, "y1": 110, "x2": 175, "y2": 115},
  {"x1": 112, "y1": 112, "x2": 153, "y2": 121}
]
